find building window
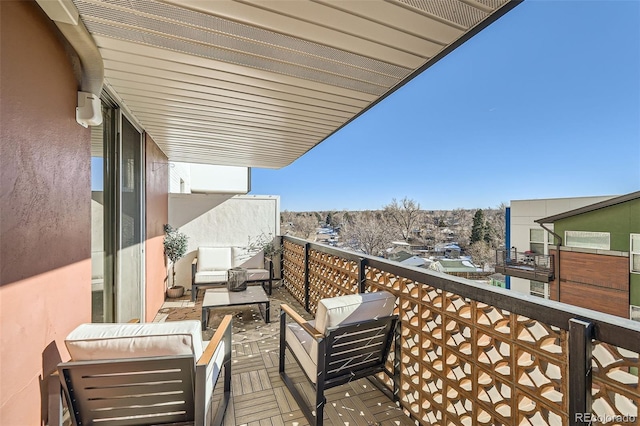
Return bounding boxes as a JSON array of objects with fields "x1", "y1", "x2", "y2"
[
  {"x1": 631, "y1": 234, "x2": 640, "y2": 274},
  {"x1": 530, "y1": 280, "x2": 547, "y2": 298},
  {"x1": 530, "y1": 228, "x2": 545, "y2": 254},
  {"x1": 631, "y1": 305, "x2": 640, "y2": 322},
  {"x1": 565, "y1": 231, "x2": 610, "y2": 250}
]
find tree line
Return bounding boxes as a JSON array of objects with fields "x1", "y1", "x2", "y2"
[{"x1": 281, "y1": 197, "x2": 506, "y2": 267}]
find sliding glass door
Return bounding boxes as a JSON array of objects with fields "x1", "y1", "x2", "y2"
[
  {"x1": 117, "y1": 116, "x2": 144, "y2": 322},
  {"x1": 91, "y1": 100, "x2": 144, "y2": 322}
]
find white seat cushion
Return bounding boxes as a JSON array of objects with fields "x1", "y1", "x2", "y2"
[
  {"x1": 194, "y1": 270, "x2": 228, "y2": 284},
  {"x1": 285, "y1": 320, "x2": 318, "y2": 383},
  {"x1": 198, "y1": 247, "x2": 232, "y2": 271},
  {"x1": 246, "y1": 268, "x2": 269, "y2": 282},
  {"x1": 65, "y1": 320, "x2": 204, "y2": 361}
]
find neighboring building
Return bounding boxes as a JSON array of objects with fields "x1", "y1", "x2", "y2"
[
  {"x1": 429, "y1": 259, "x2": 481, "y2": 275},
  {"x1": 535, "y1": 191, "x2": 640, "y2": 319},
  {"x1": 388, "y1": 251, "x2": 428, "y2": 268},
  {"x1": 498, "y1": 195, "x2": 616, "y2": 298}
]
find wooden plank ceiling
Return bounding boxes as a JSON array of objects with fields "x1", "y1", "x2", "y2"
[{"x1": 74, "y1": 0, "x2": 519, "y2": 168}]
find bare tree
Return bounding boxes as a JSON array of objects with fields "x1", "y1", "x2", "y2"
[
  {"x1": 468, "y1": 241, "x2": 493, "y2": 271},
  {"x1": 487, "y1": 202, "x2": 507, "y2": 248},
  {"x1": 341, "y1": 211, "x2": 392, "y2": 256},
  {"x1": 285, "y1": 213, "x2": 318, "y2": 241},
  {"x1": 383, "y1": 197, "x2": 421, "y2": 242}
]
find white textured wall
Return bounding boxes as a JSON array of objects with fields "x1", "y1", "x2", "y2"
[
  {"x1": 168, "y1": 195, "x2": 280, "y2": 289},
  {"x1": 190, "y1": 164, "x2": 249, "y2": 193},
  {"x1": 169, "y1": 162, "x2": 191, "y2": 193},
  {"x1": 509, "y1": 195, "x2": 616, "y2": 295},
  {"x1": 169, "y1": 162, "x2": 249, "y2": 194}
]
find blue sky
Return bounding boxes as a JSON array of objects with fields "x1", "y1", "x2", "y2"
[{"x1": 250, "y1": 0, "x2": 640, "y2": 212}]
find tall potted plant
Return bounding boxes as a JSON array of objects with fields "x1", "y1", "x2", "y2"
[{"x1": 163, "y1": 224, "x2": 188, "y2": 298}]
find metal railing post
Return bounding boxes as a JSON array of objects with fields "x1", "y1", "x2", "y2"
[
  {"x1": 304, "y1": 242, "x2": 310, "y2": 312},
  {"x1": 358, "y1": 257, "x2": 366, "y2": 294},
  {"x1": 569, "y1": 318, "x2": 594, "y2": 426}
]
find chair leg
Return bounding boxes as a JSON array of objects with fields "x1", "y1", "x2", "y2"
[
  {"x1": 314, "y1": 385, "x2": 325, "y2": 426},
  {"x1": 279, "y1": 310, "x2": 286, "y2": 374}
]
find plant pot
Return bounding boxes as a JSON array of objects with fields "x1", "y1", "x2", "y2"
[{"x1": 167, "y1": 286, "x2": 185, "y2": 298}]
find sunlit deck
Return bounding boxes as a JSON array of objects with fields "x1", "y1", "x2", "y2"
[{"x1": 154, "y1": 285, "x2": 415, "y2": 426}]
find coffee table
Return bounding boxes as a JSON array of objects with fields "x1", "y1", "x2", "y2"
[{"x1": 201, "y1": 286, "x2": 270, "y2": 330}]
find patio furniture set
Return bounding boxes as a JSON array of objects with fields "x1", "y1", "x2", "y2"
[{"x1": 49, "y1": 247, "x2": 400, "y2": 426}]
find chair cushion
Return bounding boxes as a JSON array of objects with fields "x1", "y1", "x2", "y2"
[
  {"x1": 194, "y1": 270, "x2": 228, "y2": 284},
  {"x1": 65, "y1": 320, "x2": 204, "y2": 361},
  {"x1": 285, "y1": 320, "x2": 318, "y2": 383},
  {"x1": 198, "y1": 247, "x2": 232, "y2": 271},
  {"x1": 246, "y1": 268, "x2": 269, "y2": 282},
  {"x1": 233, "y1": 247, "x2": 264, "y2": 269},
  {"x1": 315, "y1": 291, "x2": 396, "y2": 335}
]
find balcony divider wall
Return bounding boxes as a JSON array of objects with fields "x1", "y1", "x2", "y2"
[{"x1": 281, "y1": 236, "x2": 640, "y2": 426}]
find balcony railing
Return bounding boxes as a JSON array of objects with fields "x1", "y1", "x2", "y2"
[
  {"x1": 495, "y1": 248, "x2": 555, "y2": 282},
  {"x1": 281, "y1": 236, "x2": 640, "y2": 426}
]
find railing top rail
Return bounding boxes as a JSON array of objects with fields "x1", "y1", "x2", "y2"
[{"x1": 282, "y1": 236, "x2": 640, "y2": 352}]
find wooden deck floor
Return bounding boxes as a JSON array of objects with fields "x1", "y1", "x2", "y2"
[{"x1": 156, "y1": 285, "x2": 415, "y2": 426}]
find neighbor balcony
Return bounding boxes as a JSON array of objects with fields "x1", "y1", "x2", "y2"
[
  {"x1": 152, "y1": 236, "x2": 640, "y2": 426},
  {"x1": 495, "y1": 248, "x2": 555, "y2": 283}
]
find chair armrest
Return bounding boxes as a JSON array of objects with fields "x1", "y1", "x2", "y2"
[
  {"x1": 197, "y1": 314, "x2": 232, "y2": 367},
  {"x1": 191, "y1": 257, "x2": 198, "y2": 285},
  {"x1": 127, "y1": 318, "x2": 140, "y2": 323},
  {"x1": 280, "y1": 304, "x2": 323, "y2": 339}
]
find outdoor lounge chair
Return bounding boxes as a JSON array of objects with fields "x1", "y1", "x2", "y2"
[
  {"x1": 279, "y1": 291, "x2": 399, "y2": 426},
  {"x1": 56, "y1": 316, "x2": 232, "y2": 426},
  {"x1": 192, "y1": 247, "x2": 274, "y2": 300}
]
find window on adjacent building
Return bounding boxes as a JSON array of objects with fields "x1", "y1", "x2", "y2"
[
  {"x1": 631, "y1": 305, "x2": 640, "y2": 322},
  {"x1": 565, "y1": 231, "x2": 610, "y2": 250},
  {"x1": 529, "y1": 228, "x2": 545, "y2": 254},
  {"x1": 530, "y1": 280, "x2": 547, "y2": 298},
  {"x1": 631, "y1": 234, "x2": 640, "y2": 274}
]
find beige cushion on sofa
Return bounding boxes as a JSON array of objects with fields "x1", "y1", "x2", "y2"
[
  {"x1": 65, "y1": 320, "x2": 205, "y2": 361},
  {"x1": 198, "y1": 247, "x2": 232, "y2": 271},
  {"x1": 233, "y1": 248, "x2": 264, "y2": 269},
  {"x1": 194, "y1": 270, "x2": 228, "y2": 284},
  {"x1": 285, "y1": 291, "x2": 396, "y2": 384}
]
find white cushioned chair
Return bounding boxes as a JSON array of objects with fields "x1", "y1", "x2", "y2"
[
  {"x1": 56, "y1": 317, "x2": 232, "y2": 426},
  {"x1": 279, "y1": 291, "x2": 399, "y2": 426},
  {"x1": 191, "y1": 247, "x2": 273, "y2": 300}
]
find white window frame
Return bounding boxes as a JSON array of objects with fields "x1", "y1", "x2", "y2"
[
  {"x1": 529, "y1": 228, "x2": 545, "y2": 255},
  {"x1": 631, "y1": 234, "x2": 640, "y2": 274},
  {"x1": 530, "y1": 280, "x2": 548, "y2": 299},
  {"x1": 565, "y1": 230, "x2": 610, "y2": 250},
  {"x1": 631, "y1": 305, "x2": 640, "y2": 322}
]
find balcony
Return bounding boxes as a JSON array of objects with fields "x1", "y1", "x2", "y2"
[{"x1": 495, "y1": 248, "x2": 555, "y2": 282}]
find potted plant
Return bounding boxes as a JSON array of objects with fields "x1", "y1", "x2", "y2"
[{"x1": 163, "y1": 224, "x2": 188, "y2": 298}]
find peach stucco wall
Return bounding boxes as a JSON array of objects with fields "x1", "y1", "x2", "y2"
[
  {"x1": 0, "y1": 2, "x2": 91, "y2": 424},
  {"x1": 145, "y1": 135, "x2": 169, "y2": 321}
]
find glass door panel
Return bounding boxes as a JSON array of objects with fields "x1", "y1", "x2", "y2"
[{"x1": 117, "y1": 116, "x2": 143, "y2": 322}]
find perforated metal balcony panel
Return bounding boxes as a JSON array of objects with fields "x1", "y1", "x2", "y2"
[{"x1": 74, "y1": 0, "x2": 520, "y2": 168}]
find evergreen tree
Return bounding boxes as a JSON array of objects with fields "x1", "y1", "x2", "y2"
[
  {"x1": 470, "y1": 209, "x2": 485, "y2": 244},
  {"x1": 483, "y1": 222, "x2": 494, "y2": 245}
]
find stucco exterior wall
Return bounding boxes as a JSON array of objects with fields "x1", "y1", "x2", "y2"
[
  {"x1": 168, "y1": 195, "x2": 280, "y2": 290},
  {"x1": 0, "y1": 2, "x2": 91, "y2": 424},
  {"x1": 145, "y1": 135, "x2": 169, "y2": 321}
]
